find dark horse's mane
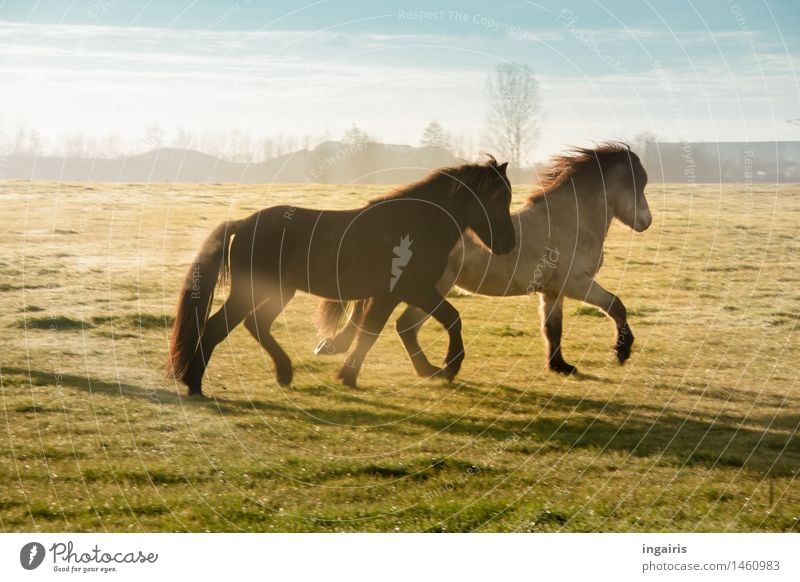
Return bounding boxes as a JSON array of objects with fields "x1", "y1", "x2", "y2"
[
  {"x1": 367, "y1": 155, "x2": 502, "y2": 206},
  {"x1": 527, "y1": 142, "x2": 634, "y2": 204}
]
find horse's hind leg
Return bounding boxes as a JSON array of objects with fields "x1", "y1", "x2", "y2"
[
  {"x1": 243, "y1": 288, "x2": 296, "y2": 386},
  {"x1": 337, "y1": 296, "x2": 398, "y2": 388},
  {"x1": 183, "y1": 287, "x2": 255, "y2": 396},
  {"x1": 314, "y1": 300, "x2": 364, "y2": 355},
  {"x1": 539, "y1": 292, "x2": 577, "y2": 375},
  {"x1": 566, "y1": 280, "x2": 633, "y2": 364}
]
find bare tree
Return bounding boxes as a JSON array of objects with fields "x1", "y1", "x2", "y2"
[
  {"x1": 282, "y1": 134, "x2": 299, "y2": 155},
  {"x1": 11, "y1": 126, "x2": 45, "y2": 156},
  {"x1": 0, "y1": 122, "x2": 7, "y2": 156},
  {"x1": 450, "y1": 134, "x2": 476, "y2": 160},
  {"x1": 172, "y1": 127, "x2": 194, "y2": 149},
  {"x1": 420, "y1": 120, "x2": 451, "y2": 150},
  {"x1": 261, "y1": 138, "x2": 275, "y2": 161},
  {"x1": 199, "y1": 130, "x2": 225, "y2": 158},
  {"x1": 343, "y1": 123, "x2": 372, "y2": 145},
  {"x1": 630, "y1": 130, "x2": 658, "y2": 155},
  {"x1": 228, "y1": 128, "x2": 253, "y2": 162},
  {"x1": 483, "y1": 63, "x2": 541, "y2": 167},
  {"x1": 63, "y1": 131, "x2": 86, "y2": 158},
  {"x1": 12, "y1": 125, "x2": 28, "y2": 156},
  {"x1": 143, "y1": 123, "x2": 165, "y2": 151},
  {"x1": 102, "y1": 132, "x2": 122, "y2": 158},
  {"x1": 83, "y1": 135, "x2": 101, "y2": 157},
  {"x1": 629, "y1": 130, "x2": 659, "y2": 175},
  {"x1": 27, "y1": 129, "x2": 44, "y2": 156}
]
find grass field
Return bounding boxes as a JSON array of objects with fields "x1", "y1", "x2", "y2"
[{"x1": 1, "y1": 180, "x2": 798, "y2": 532}]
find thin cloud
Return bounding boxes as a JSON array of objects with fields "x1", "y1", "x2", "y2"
[{"x1": 1, "y1": 17, "x2": 796, "y2": 159}]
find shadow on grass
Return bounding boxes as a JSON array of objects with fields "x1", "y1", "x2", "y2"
[
  {"x1": 3, "y1": 366, "x2": 184, "y2": 404},
  {"x1": 5, "y1": 367, "x2": 798, "y2": 477}
]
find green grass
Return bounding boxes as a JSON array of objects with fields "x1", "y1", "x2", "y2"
[
  {"x1": 20, "y1": 315, "x2": 92, "y2": 331},
  {"x1": 0, "y1": 180, "x2": 798, "y2": 532},
  {"x1": 573, "y1": 306, "x2": 605, "y2": 317}
]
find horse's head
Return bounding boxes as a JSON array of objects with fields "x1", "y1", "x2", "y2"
[
  {"x1": 450, "y1": 157, "x2": 516, "y2": 255},
  {"x1": 606, "y1": 148, "x2": 652, "y2": 232}
]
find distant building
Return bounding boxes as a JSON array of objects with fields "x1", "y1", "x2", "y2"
[{"x1": 643, "y1": 141, "x2": 800, "y2": 183}]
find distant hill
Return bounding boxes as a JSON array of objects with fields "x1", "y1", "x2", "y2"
[
  {"x1": 6, "y1": 140, "x2": 798, "y2": 184},
  {"x1": 2, "y1": 141, "x2": 462, "y2": 184}
]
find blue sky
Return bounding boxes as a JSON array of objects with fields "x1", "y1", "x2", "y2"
[{"x1": 1, "y1": 0, "x2": 798, "y2": 160}]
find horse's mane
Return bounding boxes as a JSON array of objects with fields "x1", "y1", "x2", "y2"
[
  {"x1": 527, "y1": 142, "x2": 635, "y2": 204},
  {"x1": 367, "y1": 155, "x2": 502, "y2": 205}
]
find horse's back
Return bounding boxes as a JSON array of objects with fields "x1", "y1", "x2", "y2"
[
  {"x1": 452, "y1": 200, "x2": 603, "y2": 296},
  {"x1": 228, "y1": 202, "x2": 457, "y2": 300}
]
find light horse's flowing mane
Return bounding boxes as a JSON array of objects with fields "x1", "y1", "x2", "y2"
[{"x1": 527, "y1": 142, "x2": 634, "y2": 204}]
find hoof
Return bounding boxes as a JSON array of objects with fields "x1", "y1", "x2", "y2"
[
  {"x1": 187, "y1": 390, "x2": 206, "y2": 399},
  {"x1": 441, "y1": 361, "x2": 462, "y2": 382},
  {"x1": 314, "y1": 338, "x2": 337, "y2": 355},
  {"x1": 336, "y1": 366, "x2": 358, "y2": 388},
  {"x1": 615, "y1": 323, "x2": 634, "y2": 364},
  {"x1": 616, "y1": 348, "x2": 631, "y2": 364},
  {"x1": 549, "y1": 360, "x2": 578, "y2": 375},
  {"x1": 413, "y1": 362, "x2": 445, "y2": 379},
  {"x1": 276, "y1": 368, "x2": 293, "y2": 387},
  {"x1": 441, "y1": 350, "x2": 464, "y2": 382}
]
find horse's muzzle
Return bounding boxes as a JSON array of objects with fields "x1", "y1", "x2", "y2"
[{"x1": 634, "y1": 209, "x2": 653, "y2": 232}]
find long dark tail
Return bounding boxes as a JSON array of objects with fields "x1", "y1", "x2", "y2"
[
  {"x1": 316, "y1": 299, "x2": 354, "y2": 338},
  {"x1": 167, "y1": 220, "x2": 241, "y2": 381}
]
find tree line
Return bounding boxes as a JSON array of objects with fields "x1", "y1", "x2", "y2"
[{"x1": 2, "y1": 63, "x2": 544, "y2": 167}]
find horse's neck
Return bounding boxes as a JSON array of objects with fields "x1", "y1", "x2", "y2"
[
  {"x1": 543, "y1": 178, "x2": 613, "y2": 238},
  {"x1": 395, "y1": 178, "x2": 470, "y2": 229},
  {"x1": 424, "y1": 182, "x2": 472, "y2": 231}
]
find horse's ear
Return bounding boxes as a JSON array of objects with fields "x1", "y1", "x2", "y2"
[{"x1": 497, "y1": 162, "x2": 508, "y2": 174}]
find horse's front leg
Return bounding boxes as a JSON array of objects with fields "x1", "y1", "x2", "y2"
[
  {"x1": 396, "y1": 264, "x2": 459, "y2": 378},
  {"x1": 337, "y1": 296, "x2": 398, "y2": 388},
  {"x1": 566, "y1": 279, "x2": 633, "y2": 364},
  {"x1": 405, "y1": 289, "x2": 464, "y2": 382},
  {"x1": 396, "y1": 305, "x2": 441, "y2": 378},
  {"x1": 539, "y1": 292, "x2": 577, "y2": 374}
]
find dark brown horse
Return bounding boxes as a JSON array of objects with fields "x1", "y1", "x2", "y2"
[{"x1": 168, "y1": 158, "x2": 515, "y2": 395}]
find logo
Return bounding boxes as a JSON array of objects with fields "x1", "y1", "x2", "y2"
[
  {"x1": 20, "y1": 542, "x2": 46, "y2": 570},
  {"x1": 389, "y1": 235, "x2": 413, "y2": 291}
]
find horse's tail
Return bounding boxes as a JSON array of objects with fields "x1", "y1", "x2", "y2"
[
  {"x1": 316, "y1": 299, "x2": 353, "y2": 338},
  {"x1": 167, "y1": 219, "x2": 241, "y2": 381}
]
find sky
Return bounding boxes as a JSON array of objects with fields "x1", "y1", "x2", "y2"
[{"x1": 1, "y1": 0, "x2": 798, "y2": 161}]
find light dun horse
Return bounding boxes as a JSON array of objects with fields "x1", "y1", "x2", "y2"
[
  {"x1": 168, "y1": 158, "x2": 515, "y2": 395},
  {"x1": 316, "y1": 143, "x2": 652, "y2": 376}
]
